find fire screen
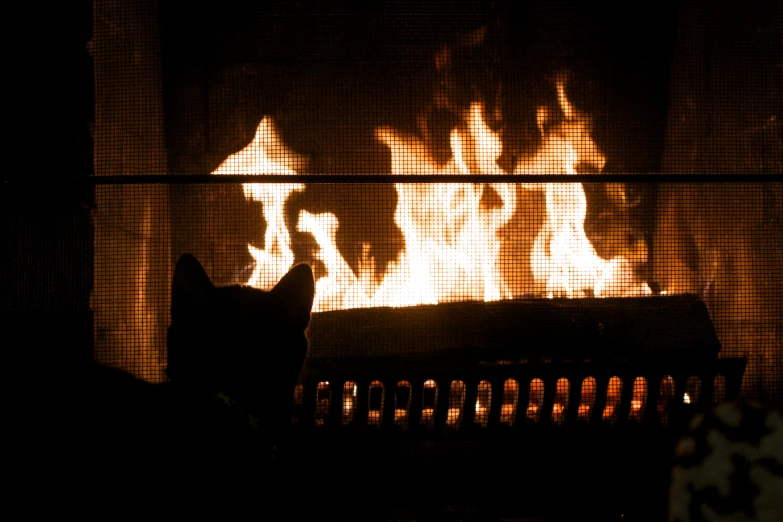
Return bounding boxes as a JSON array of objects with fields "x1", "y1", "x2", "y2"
[
  {"x1": 3, "y1": 0, "x2": 781, "y2": 520},
  {"x1": 84, "y1": 0, "x2": 781, "y2": 401}
]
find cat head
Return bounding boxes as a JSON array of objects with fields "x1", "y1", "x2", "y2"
[{"x1": 166, "y1": 254, "x2": 315, "y2": 424}]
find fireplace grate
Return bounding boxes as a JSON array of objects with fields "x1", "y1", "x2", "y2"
[
  {"x1": 294, "y1": 358, "x2": 745, "y2": 432},
  {"x1": 295, "y1": 295, "x2": 746, "y2": 433}
]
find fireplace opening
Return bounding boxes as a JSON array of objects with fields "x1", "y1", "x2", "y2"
[{"x1": 5, "y1": 0, "x2": 781, "y2": 520}]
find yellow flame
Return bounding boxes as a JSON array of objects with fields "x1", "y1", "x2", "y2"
[
  {"x1": 212, "y1": 117, "x2": 304, "y2": 289},
  {"x1": 518, "y1": 80, "x2": 651, "y2": 298},
  {"x1": 373, "y1": 102, "x2": 516, "y2": 308},
  {"x1": 211, "y1": 84, "x2": 649, "y2": 309}
]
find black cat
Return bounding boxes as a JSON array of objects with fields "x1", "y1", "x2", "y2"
[
  {"x1": 166, "y1": 253, "x2": 315, "y2": 444},
  {"x1": 60, "y1": 255, "x2": 314, "y2": 513}
]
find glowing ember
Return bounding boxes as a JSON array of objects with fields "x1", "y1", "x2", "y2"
[
  {"x1": 211, "y1": 82, "x2": 649, "y2": 309},
  {"x1": 629, "y1": 378, "x2": 647, "y2": 421}
]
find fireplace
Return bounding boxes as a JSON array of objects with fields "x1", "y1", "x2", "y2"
[{"x1": 4, "y1": 0, "x2": 781, "y2": 520}]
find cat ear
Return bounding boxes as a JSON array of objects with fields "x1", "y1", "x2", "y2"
[
  {"x1": 270, "y1": 263, "x2": 315, "y2": 328},
  {"x1": 171, "y1": 254, "x2": 214, "y2": 319}
]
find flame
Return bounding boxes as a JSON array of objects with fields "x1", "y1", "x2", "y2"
[
  {"x1": 211, "y1": 83, "x2": 648, "y2": 309},
  {"x1": 212, "y1": 117, "x2": 305, "y2": 289},
  {"x1": 373, "y1": 102, "x2": 516, "y2": 307},
  {"x1": 519, "y1": 80, "x2": 651, "y2": 298}
]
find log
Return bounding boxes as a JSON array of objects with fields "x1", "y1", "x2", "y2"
[{"x1": 307, "y1": 294, "x2": 720, "y2": 363}]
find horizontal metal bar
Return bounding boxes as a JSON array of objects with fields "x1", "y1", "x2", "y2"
[{"x1": 3, "y1": 173, "x2": 781, "y2": 185}]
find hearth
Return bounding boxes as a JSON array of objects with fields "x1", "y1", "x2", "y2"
[{"x1": 4, "y1": 0, "x2": 781, "y2": 520}]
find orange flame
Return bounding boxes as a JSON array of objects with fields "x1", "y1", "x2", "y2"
[
  {"x1": 374, "y1": 102, "x2": 516, "y2": 307},
  {"x1": 211, "y1": 83, "x2": 648, "y2": 309},
  {"x1": 519, "y1": 80, "x2": 650, "y2": 298},
  {"x1": 212, "y1": 117, "x2": 305, "y2": 289}
]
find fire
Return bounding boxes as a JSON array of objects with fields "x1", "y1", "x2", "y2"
[
  {"x1": 211, "y1": 82, "x2": 648, "y2": 310},
  {"x1": 212, "y1": 117, "x2": 305, "y2": 290},
  {"x1": 519, "y1": 81, "x2": 651, "y2": 298},
  {"x1": 374, "y1": 102, "x2": 516, "y2": 307}
]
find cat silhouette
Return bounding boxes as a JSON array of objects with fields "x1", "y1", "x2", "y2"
[
  {"x1": 166, "y1": 253, "x2": 315, "y2": 440},
  {"x1": 65, "y1": 255, "x2": 315, "y2": 513}
]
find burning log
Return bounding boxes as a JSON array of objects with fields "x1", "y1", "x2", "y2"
[{"x1": 307, "y1": 295, "x2": 720, "y2": 361}]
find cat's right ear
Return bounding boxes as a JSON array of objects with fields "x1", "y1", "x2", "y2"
[
  {"x1": 171, "y1": 254, "x2": 214, "y2": 319},
  {"x1": 270, "y1": 263, "x2": 315, "y2": 330}
]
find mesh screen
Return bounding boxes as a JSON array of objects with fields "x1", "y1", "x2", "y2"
[
  {"x1": 84, "y1": 1, "x2": 783, "y2": 401},
  {"x1": 4, "y1": 0, "x2": 777, "y2": 402}
]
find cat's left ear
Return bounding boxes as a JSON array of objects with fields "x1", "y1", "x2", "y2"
[
  {"x1": 270, "y1": 263, "x2": 315, "y2": 328},
  {"x1": 171, "y1": 254, "x2": 214, "y2": 321}
]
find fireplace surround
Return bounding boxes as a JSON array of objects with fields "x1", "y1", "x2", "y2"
[{"x1": 4, "y1": 0, "x2": 782, "y2": 520}]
